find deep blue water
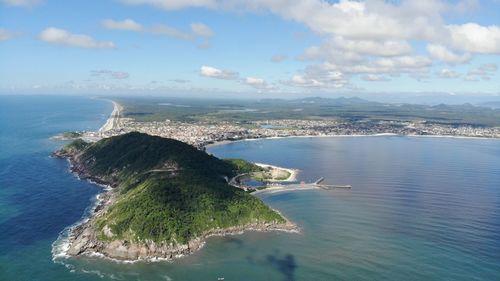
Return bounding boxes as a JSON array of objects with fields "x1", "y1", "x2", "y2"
[
  {"x1": 1, "y1": 96, "x2": 499, "y2": 281},
  {"x1": 0, "y1": 95, "x2": 111, "y2": 280}
]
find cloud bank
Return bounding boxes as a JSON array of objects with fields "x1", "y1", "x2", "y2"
[
  {"x1": 39, "y1": 27, "x2": 115, "y2": 49},
  {"x1": 118, "y1": 0, "x2": 500, "y2": 90}
]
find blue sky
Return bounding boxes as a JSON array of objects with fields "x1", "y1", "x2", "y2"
[{"x1": 0, "y1": 0, "x2": 499, "y2": 100}]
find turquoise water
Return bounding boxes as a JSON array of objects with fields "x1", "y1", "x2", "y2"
[{"x1": 1, "y1": 96, "x2": 499, "y2": 280}]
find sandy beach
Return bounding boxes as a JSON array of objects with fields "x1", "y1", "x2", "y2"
[
  {"x1": 254, "y1": 162, "x2": 299, "y2": 182},
  {"x1": 98, "y1": 100, "x2": 122, "y2": 133},
  {"x1": 205, "y1": 133, "x2": 499, "y2": 151}
]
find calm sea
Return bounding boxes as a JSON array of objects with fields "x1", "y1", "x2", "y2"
[{"x1": 1, "y1": 96, "x2": 499, "y2": 281}]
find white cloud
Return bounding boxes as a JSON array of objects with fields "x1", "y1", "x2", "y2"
[
  {"x1": 117, "y1": 0, "x2": 500, "y2": 55},
  {"x1": 2, "y1": 0, "x2": 43, "y2": 7},
  {"x1": 228, "y1": 0, "x2": 450, "y2": 42},
  {"x1": 284, "y1": 66, "x2": 350, "y2": 89},
  {"x1": 286, "y1": 53, "x2": 431, "y2": 89},
  {"x1": 245, "y1": 77, "x2": 265, "y2": 86},
  {"x1": 331, "y1": 36, "x2": 413, "y2": 57},
  {"x1": 39, "y1": 27, "x2": 115, "y2": 49},
  {"x1": 0, "y1": 28, "x2": 15, "y2": 41},
  {"x1": 91, "y1": 70, "x2": 130, "y2": 79},
  {"x1": 287, "y1": 75, "x2": 324, "y2": 88},
  {"x1": 361, "y1": 74, "x2": 389, "y2": 82},
  {"x1": 102, "y1": 19, "x2": 214, "y2": 44},
  {"x1": 465, "y1": 63, "x2": 498, "y2": 81},
  {"x1": 325, "y1": 55, "x2": 431, "y2": 75},
  {"x1": 478, "y1": 63, "x2": 498, "y2": 72},
  {"x1": 200, "y1": 66, "x2": 276, "y2": 91},
  {"x1": 244, "y1": 77, "x2": 276, "y2": 90},
  {"x1": 111, "y1": 72, "x2": 130, "y2": 79},
  {"x1": 200, "y1": 65, "x2": 238, "y2": 80},
  {"x1": 409, "y1": 73, "x2": 432, "y2": 82},
  {"x1": 120, "y1": 0, "x2": 215, "y2": 10},
  {"x1": 373, "y1": 56, "x2": 432, "y2": 71},
  {"x1": 115, "y1": 0, "x2": 500, "y2": 90},
  {"x1": 171, "y1": 79, "x2": 189, "y2": 83},
  {"x1": 448, "y1": 23, "x2": 500, "y2": 54},
  {"x1": 150, "y1": 24, "x2": 192, "y2": 40},
  {"x1": 301, "y1": 44, "x2": 363, "y2": 66},
  {"x1": 426, "y1": 44, "x2": 471, "y2": 64},
  {"x1": 271, "y1": 54, "x2": 287, "y2": 62},
  {"x1": 190, "y1": 23, "x2": 214, "y2": 38},
  {"x1": 463, "y1": 74, "x2": 479, "y2": 82},
  {"x1": 102, "y1": 19, "x2": 143, "y2": 31},
  {"x1": 437, "y1": 69, "x2": 460, "y2": 79},
  {"x1": 117, "y1": 1, "x2": 440, "y2": 40},
  {"x1": 300, "y1": 37, "x2": 414, "y2": 72}
]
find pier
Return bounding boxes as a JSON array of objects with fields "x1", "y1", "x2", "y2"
[
  {"x1": 252, "y1": 177, "x2": 351, "y2": 194},
  {"x1": 314, "y1": 177, "x2": 325, "y2": 184},
  {"x1": 293, "y1": 178, "x2": 351, "y2": 190}
]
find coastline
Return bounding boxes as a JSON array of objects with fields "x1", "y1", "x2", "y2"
[
  {"x1": 254, "y1": 162, "x2": 299, "y2": 182},
  {"x1": 98, "y1": 100, "x2": 122, "y2": 133},
  {"x1": 205, "y1": 132, "x2": 500, "y2": 150},
  {"x1": 52, "y1": 147, "x2": 298, "y2": 263},
  {"x1": 52, "y1": 99, "x2": 498, "y2": 262}
]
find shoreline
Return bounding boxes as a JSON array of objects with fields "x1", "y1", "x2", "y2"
[
  {"x1": 204, "y1": 132, "x2": 500, "y2": 149},
  {"x1": 52, "y1": 150, "x2": 298, "y2": 263},
  {"x1": 98, "y1": 100, "x2": 122, "y2": 133},
  {"x1": 254, "y1": 162, "x2": 299, "y2": 182},
  {"x1": 52, "y1": 99, "x2": 498, "y2": 263}
]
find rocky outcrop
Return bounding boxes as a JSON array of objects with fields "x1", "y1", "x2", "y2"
[{"x1": 67, "y1": 220, "x2": 297, "y2": 261}]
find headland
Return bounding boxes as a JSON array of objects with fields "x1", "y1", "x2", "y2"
[{"x1": 54, "y1": 133, "x2": 297, "y2": 262}]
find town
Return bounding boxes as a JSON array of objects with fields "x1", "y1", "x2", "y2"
[{"x1": 82, "y1": 116, "x2": 500, "y2": 149}]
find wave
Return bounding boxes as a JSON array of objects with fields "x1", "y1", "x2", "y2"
[
  {"x1": 51, "y1": 191, "x2": 102, "y2": 260},
  {"x1": 52, "y1": 164, "x2": 111, "y2": 263}
]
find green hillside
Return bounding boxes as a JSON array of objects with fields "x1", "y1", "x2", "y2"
[
  {"x1": 64, "y1": 132, "x2": 285, "y2": 244},
  {"x1": 223, "y1": 158, "x2": 264, "y2": 173}
]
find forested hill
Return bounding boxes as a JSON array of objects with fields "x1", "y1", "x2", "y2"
[{"x1": 61, "y1": 132, "x2": 285, "y2": 245}]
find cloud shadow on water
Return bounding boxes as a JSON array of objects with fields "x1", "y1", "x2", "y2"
[{"x1": 246, "y1": 250, "x2": 298, "y2": 281}]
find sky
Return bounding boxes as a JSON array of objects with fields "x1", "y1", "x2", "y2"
[{"x1": 0, "y1": 0, "x2": 499, "y2": 101}]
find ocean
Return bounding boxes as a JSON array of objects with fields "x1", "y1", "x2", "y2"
[{"x1": 0, "y1": 95, "x2": 499, "y2": 280}]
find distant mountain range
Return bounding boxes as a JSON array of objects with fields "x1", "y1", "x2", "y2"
[{"x1": 478, "y1": 101, "x2": 500, "y2": 109}]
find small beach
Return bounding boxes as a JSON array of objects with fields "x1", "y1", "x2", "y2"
[{"x1": 254, "y1": 162, "x2": 299, "y2": 182}]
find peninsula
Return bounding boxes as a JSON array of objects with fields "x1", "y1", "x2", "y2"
[{"x1": 54, "y1": 132, "x2": 296, "y2": 261}]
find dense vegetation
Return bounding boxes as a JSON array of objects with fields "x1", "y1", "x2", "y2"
[
  {"x1": 223, "y1": 158, "x2": 264, "y2": 173},
  {"x1": 69, "y1": 132, "x2": 285, "y2": 244},
  {"x1": 115, "y1": 96, "x2": 500, "y2": 126},
  {"x1": 61, "y1": 138, "x2": 90, "y2": 153},
  {"x1": 251, "y1": 170, "x2": 291, "y2": 181},
  {"x1": 62, "y1": 131, "x2": 82, "y2": 138}
]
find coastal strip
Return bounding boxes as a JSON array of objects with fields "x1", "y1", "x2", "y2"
[
  {"x1": 254, "y1": 162, "x2": 299, "y2": 182},
  {"x1": 98, "y1": 100, "x2": 122, "y2": 133},
  {"x1": 205, "y1": 133, "x2": 500, "y2": 151}
]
